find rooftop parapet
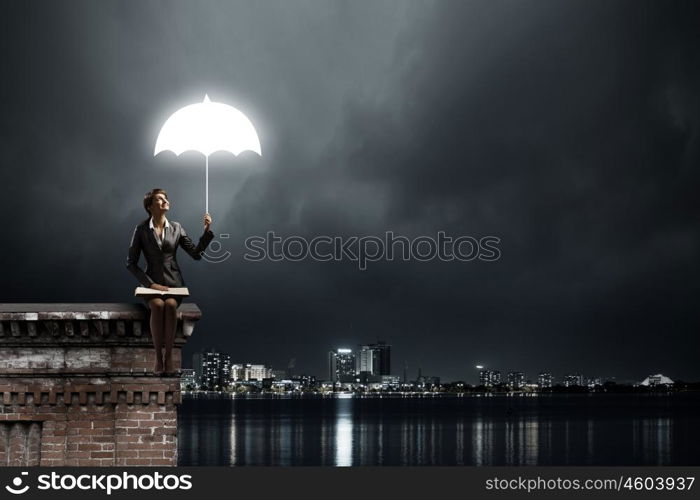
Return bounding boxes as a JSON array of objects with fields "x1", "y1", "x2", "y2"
[{"x1": 0, "y1": 303, "x2": 200, "y2": 466}]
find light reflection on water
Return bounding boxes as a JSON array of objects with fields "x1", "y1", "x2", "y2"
[
  {"x1": 178, "y1": 393, "x2": 700, "y2": 466},
  {"x1": 335, "y1": 397, "x2": 353, "y2": 466}
]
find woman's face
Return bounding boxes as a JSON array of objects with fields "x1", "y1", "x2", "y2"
[{"x1": 150, "y1": 193, "x2": 170, "y2": 215}]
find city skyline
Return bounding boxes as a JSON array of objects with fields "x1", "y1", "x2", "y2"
[{"x1": 186, "y1": 345, "x2": 679, "y2": 386}]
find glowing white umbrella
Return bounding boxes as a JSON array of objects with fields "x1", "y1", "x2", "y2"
[{"x1": 154, "y1": 94, "x2": 262, "y2": 212}]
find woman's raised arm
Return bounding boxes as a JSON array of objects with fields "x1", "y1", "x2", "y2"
[{"x1": 179, "y1": 222, "x2": 214, "y2": 261}]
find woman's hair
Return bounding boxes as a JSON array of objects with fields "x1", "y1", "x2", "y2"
[{"x1": 143, "y1": 188, "x2": 168, "y2": 215}]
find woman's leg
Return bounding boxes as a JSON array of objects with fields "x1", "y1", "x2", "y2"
[
  {"x1": 163, "y1": 298, "x2": 179, "y2": 373},
  {"x1": 148, "y1": 298, "x2": 166, "y2": 373}
]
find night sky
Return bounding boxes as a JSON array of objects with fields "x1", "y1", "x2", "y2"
[{"x1": 1, "y1": 0, "x2": 699, "y2": 382}]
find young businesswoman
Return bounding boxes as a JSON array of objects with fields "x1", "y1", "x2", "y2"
[{"x1": 127, "y1": 188, "x2": 213, "y2": 374}]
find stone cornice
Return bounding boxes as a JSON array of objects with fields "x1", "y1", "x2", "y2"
[
  {"x1": 0, "y1": 303, "x2": 201, "y2": 345},
  {"x1": 0, "y1": 377, "x2": 182, "y2": 407}
]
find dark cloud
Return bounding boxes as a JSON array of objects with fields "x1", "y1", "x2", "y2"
[{"x1": 1, "y1": 0, "x2": 699, "y2": 382}]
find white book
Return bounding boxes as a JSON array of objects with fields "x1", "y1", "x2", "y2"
[{"x1": 135, "y1": 287, "x2": 190, "y2": 297}]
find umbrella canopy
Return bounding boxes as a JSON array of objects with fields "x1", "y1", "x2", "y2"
[
  {"x1": 154, "y1": 94, "x2": 262, "y2": 212},
  {"x1": 155, "y1": 94, "x2": 261, "y2": 156}
]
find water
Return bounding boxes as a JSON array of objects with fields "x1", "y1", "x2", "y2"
[{"x1": 177, "y1": 392, "x2": 700, "y2": 466}]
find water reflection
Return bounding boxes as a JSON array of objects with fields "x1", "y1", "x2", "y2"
[
  {"x1": 229, "y1": 412, "x2": 236, "y2": 466},
  {"x1": 633, "y1": 417, "x2": 672, "y2": 465},
  {"x1": 335, "y1": 397, "x2": 353, "y2": 466},
  {"x1": 177, "y1": 393, "x2": 699, "y2": 466}
]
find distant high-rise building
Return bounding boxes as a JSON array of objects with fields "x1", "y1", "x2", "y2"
[
  {"x1": 538, "y1": 372, "x2": 554, "y2": 388},
  {"x1": 563, "y1": 374, "x2": 584, "y2": 387},
  {"x1": 199, "y1": 350, "x2": 225, "y2": 390},
  {"x1": 194, "y1": 350, "x2": 233, "y2": 390},
  {"x1": 231, "y1": 364, "x2": 273, "y2": 381},
  {"x1": 358, "y1": 346, "x2": 373, "y2": 374},
  {"x1": 193, "y1": 352, "x2": 203, "y2": 385},
  {"x1": 219, "y1": 353, "x2": 231, "y2": 386},
  {"x1": 507, "y1": 371, "x2": 525, "y2": 390},
  {"x1": 357, "y1": 341, "x2": 391, "y2": 376},
  {"x1": 479, "y1": 370, "x2": 501, "y2": 387},
  {"x1": 329, "y1": 348, "x2": 356, "y2": 383}
]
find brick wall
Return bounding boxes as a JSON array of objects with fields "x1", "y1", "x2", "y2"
[
  {"x1": 0, "y1": 422, "x2": 41, "y2": 466},
  {"x1": 0, "y1": 304, "x2": 200, "y2": 466}
]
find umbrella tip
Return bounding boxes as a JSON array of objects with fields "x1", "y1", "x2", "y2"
[{"x1": 203, "y1": 94, "x2": 211, "y2": 103}]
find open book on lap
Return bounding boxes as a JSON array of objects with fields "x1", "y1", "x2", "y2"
[{"x1": 135, "y1": 287, "x2": 190, "y2": 297}]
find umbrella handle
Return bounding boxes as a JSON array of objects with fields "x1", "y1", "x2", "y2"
[{"x1": 205, "y1": 155, "x2": 208, "y2": 214}]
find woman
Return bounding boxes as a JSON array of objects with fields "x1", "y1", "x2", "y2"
[{"x1": 126, "y1": 188, "x2": 214, "y2": 374}]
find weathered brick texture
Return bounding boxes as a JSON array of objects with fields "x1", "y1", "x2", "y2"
[
  {"x1": 0, "y1": 422, "x2": 41, "y2": 466},
  {"x1": 0, "y1": 304, "x2": 200, "y2": 466}
]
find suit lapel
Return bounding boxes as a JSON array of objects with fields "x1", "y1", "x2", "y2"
[{"x1": 161, "y1": 222, "x2": 176, "y2": 252}]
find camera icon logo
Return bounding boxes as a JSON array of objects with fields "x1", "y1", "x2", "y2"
[
  {"x1": 5, "y1": 472, "x2": 29, "y2": 495},
  {"x1": 201, "y1": 233, "x2": 232, "y2": 264}
]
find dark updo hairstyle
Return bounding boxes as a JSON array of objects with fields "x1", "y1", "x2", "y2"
[{"x1": 143, "y1": 188, "x2": 168, "y2": 216}]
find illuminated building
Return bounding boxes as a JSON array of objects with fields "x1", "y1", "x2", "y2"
[
  {"x1": 538, "y1": 372, "x2": 554, "y2": 388},
  {"x1": 329, "y1": 348, "x2": 356, "y2": 383},
  {"x1": 563, "y1": 374, "x2": 584, "y2": 387},
  {"x1": 479, "y1": 370, "x2": 501, "y2": 387},
  {"x1": 231, "y1": 363, "x2": 273, "y2": 381},
  {"x1": 357, "y1": 341, "x2": 391, "y2": 376},
  {"x1": 507, "y1": 371, "x2": 525, "y2": 389}
]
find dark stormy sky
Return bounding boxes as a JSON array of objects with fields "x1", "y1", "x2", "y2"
[{"x1": 1, "y1": 0, "x2": 699, "y2": 382}]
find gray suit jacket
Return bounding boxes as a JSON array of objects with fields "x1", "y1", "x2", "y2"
[{"x1": 126, "y1": 219, "x2": 214, "y2": 287}]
